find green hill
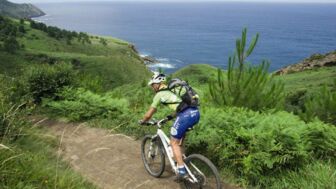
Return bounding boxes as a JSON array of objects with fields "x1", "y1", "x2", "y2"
[
  {"x1": 0, "y1": 0, "x2": 45, "y2": 18},
  {"x1": 172, "y1": 58, "x2": 336, "y2": 94},
  {"x1": 172, "y1": 64, "x2": 218, "y2": 85},
  {"x1": 0, "y1": 16, "x2": 151, "y2": 89}
]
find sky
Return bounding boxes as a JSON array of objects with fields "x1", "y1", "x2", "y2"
[{"x1": 9, "y1": 0, "x2": 336, "y2": 3}]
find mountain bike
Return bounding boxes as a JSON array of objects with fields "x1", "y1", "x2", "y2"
[{"x1": 140, "y1": 118, "x2": 222, "y2": 189}]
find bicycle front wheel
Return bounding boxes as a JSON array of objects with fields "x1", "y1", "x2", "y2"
[
  {"x1": 184, "y1": 154, "x2": 222, "y2": 189},
  {"x1": 141, "y1": 135, "x2": 165, "y2": 177}
]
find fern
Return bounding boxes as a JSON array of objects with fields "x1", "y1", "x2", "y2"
[
  {"x1": 43, "y1": 88, "x2": 129, "y2": 121},
  {"x1": 186, "y1": 107, "x2": 336, "y2": 186}
]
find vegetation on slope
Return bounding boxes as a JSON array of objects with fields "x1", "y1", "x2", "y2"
[
  {"x1": 0, "y1": 16, "x2": 150, "y2": 89},
  {"x1": 0, "y1": 16, "x2": 149, "y2": 189},
  {"x1": 33, "y1": 28, "x2": 336, "y2": 189},
  {"x1": 1, "y1": 14, "x2": 336, "y2": 189},
  {"x1": 0, "y1": 75, "x2": 97, "y2": 189}
]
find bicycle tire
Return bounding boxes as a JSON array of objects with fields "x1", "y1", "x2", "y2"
[
  {"x1": 141, "y1": 135, "x2": 166, "y2": 177},
  {"x1": 183, "y1": 154, "x2": 222, "y2": 189}
]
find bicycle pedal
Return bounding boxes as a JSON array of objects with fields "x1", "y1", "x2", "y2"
[{"x1": 174, "y1": 174, "x2": 189, "y2": 183}]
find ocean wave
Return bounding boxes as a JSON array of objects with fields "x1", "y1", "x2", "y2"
[
  {"x1": 148, "y1": 63, "x2": 175, "y2": 69},
  {"x1": 173, "y1": 59, "x2": 184, "y2": 63},
  {"x1": 156, "y1": 57, "x2": 170, "y2": 62},
  {"x1": 139, "y1": 53, "x2": 151, "y2": 58},
  {"x1": 141, "y1": 53, "x2": 180, "y2": 70},
  {"x1": 33, "y1": 14, "x2": 52, "y2": 22}
]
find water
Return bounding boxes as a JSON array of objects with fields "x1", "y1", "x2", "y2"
[{"x1": 34, "y1": 2, "x2": 336, "y2": 73}]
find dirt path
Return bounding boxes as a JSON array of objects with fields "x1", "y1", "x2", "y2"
[
  {"x1": 33, "y1": 118, "x2": 180, "y2": 189},
  {"x1": 32, "y1": 118, "x2": 239, "y2": 189}
]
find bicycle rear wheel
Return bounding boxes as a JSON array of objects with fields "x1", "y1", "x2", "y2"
[
  {"x1": 141, "y1": 135, "x2": 165, "y2": 177},
  {"x1": 183, "y1": 154, "x2": 222, "y2": 189}
]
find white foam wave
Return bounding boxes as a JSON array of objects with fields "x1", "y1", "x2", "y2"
[
  {"x1": 33, "y1": 14, "x2": 53, "y2": 22},
  {"x1": 173, "y1": 59, "x2": 184, "y2": 63},
  {"x1": 157, "y1": 57, "x2": 170, "y2": 62},
  {"x1": 148, "y1": 63, "x2": 175, "y2": 69},
  {"x1": 139, "y1": 52, "x2": 151, "y2": 58}
]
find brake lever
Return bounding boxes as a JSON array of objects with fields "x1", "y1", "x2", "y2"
[
  {"x1": 146, "y1": 120, "x2": 157, "y2": 126},
  {"x1": 157, "y1": 118, "x2": 168, "y2": 126}
]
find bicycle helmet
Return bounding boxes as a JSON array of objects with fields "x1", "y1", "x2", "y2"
[{"x1": 148, "y1": 72, "x2": 166, "y2": 86}]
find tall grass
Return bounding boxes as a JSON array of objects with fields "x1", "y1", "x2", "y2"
[
  {"x1": 0, "y1": 130, "x2": 97, "y2": 189},
  {"x1": 0, "y1": 74, "x2": 96, "y2": 189}
]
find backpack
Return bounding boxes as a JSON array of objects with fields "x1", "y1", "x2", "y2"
[{"x1": 165, "y1": 78, "x2": 200, "y2": 113}]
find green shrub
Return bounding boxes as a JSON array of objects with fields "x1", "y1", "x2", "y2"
[
  {"x1": 108, "y1": 83, "x2": 153, "y2": 111},
  {"x1": 186, "y1": 107, "x2": 336, "y2": 186},
  {"x1": 3, "y1": 36, "x2": 20, "y2": 54},
  {"x1": 284, "y1": 89, "x2": 307, "y2": 114},
  {"x1": 300, "y1": 80, "x2": 336, "y2": 125},
  {"x1": 44, "y1": 88, "x2": 129, "y2": 121},
  {"x1": 76, "y1": 73, "x2": 104, "y2": 93},
  {"x1": 209, "y1": 28, "x2": 285, "y2": 111},
  {"x1": 303, "y1": 121, "x2": 336, "y2": 159},
  {"x1": 26, "y1": 63, "x2": 75, "y2": 103}
]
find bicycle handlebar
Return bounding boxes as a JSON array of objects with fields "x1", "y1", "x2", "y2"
[{"x1": 141, "y1": 118, "x2": 169, "y2": 127}]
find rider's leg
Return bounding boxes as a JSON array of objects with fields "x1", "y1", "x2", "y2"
[
  {"x1": 170, "y1": 107, "x2": 200, "y2": 180},
  {"x1": 171, "y1": 137, "x2": 184, "y2": 166}
]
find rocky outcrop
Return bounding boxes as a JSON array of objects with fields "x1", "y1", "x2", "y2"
[
  {"x1": 275, "y1": 51, "x2": 336, "y2": 75},
  {"x1": 142, "y1": 55, "x2": 159, "y2": 65},
  {"x1": 0, "y1": 0, "x2": 45, "y2": 18}
]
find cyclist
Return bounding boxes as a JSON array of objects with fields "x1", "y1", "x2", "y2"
[{"x1": 139, "y1": 72, "x2": 200, "y2": 181}]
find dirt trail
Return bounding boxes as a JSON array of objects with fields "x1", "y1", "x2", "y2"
[
  {"x1": 33, "y1": 118, "x2": 179, "y2": 189},
  {"x1": 32, "y1": 118, "x2": 239, "y2": 189}
]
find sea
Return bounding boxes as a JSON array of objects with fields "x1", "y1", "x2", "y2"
[{"x1": 33, "y1": 2, "x2": 336, "y2": 73}]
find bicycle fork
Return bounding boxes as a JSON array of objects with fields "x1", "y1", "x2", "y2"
[
  {"x1": 182, "y1": 155, "x2": 206, "y2": 184},
  {"x1": 148, "y1": 138, "x2": 159, "y2": 159}
]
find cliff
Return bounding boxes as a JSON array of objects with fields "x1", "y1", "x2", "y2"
[
  {"x1": 0, "y1": 0, "x2": 45, "y2": 18},
  {"x1": 275, "y1": 51, "x2": 336, "y2": 75}
]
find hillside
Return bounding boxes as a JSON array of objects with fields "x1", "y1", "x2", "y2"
[
  {"x1": 1, "y1": 14, "x2": 335, "y2": 189},
  {"x1": 173, "y1": 52, "x2": 336, "y2": 94},
  {"x1": 0, "y1": 16, "x2": 151, "y2": 89},
  {"x1": 0, "y1": 0, "x2": 45, "y2": 18},
  {"x1": 275, "y1": 51, "x2": 336, "y2": 75}
]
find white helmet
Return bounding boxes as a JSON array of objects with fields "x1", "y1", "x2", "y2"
[{"x1": 148, "y1": 72, "x2": 166, "y2": 86}]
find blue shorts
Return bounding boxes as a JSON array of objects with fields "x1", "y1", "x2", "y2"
[{"x1": 170, "y1": 107, "x2": 200, "y2": 140}]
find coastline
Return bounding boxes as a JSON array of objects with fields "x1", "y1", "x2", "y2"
[{"x1": 33, "y1": 13, "x2": 177, "y2": 73}]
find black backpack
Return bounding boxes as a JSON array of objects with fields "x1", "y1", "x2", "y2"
[{"x1": 165, "y1": 78, "x2": 200, "y2": 113}]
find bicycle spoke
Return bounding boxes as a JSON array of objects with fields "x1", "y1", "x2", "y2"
[
  {"x1": 184, "y1": 154, "x2": 221, "y2": 189},
  {"x1": 141, "y1": 135, "x2": 165, "y2": 177}
]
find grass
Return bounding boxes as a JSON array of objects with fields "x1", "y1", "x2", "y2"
[
  {"x1": 0, "y1": 19, "x2": 150, "y2": 89},
  {"x1": 172, "y1": 64, "x2": 218, "y2": 85},
  {"x1": 0, "y1": 51, "x2": 28, "y2": 75},
  {"x1": 279, "y1": 66, "x2": 336, "y2": 93},
  {"x1": 0, "y1": 128, "x2": 97, "y2": 189},
  {"x1": 173, "y1": 64, "x2": 336, "y2": 95},
  {"x1": 269, "y1": 160, "x2": 336, "y2": 189}
]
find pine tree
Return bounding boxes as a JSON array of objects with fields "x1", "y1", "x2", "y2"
[{"x1": 209, "y1": 28, "x2": 285, "y2": 111}]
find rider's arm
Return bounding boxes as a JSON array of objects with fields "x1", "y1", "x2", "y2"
[
  {"x1": 141, "y1": 92, "x2": 161, "y2": 122},
  {"x1": 141, "y1": 107, "x2": 157, "y2": 122}
]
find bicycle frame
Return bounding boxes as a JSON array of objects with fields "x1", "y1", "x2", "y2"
[{"x1": 150, "y1": 127, "x2": 199, "y2": 183}]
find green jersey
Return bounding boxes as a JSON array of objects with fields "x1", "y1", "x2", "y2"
[{"x1": 151, "y1": 89, "x2": 182, "y2": 111}]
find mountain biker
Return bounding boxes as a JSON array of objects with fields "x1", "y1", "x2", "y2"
[{"x1": 139, "y1": 72, "x2": 200, "y2": 181}]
